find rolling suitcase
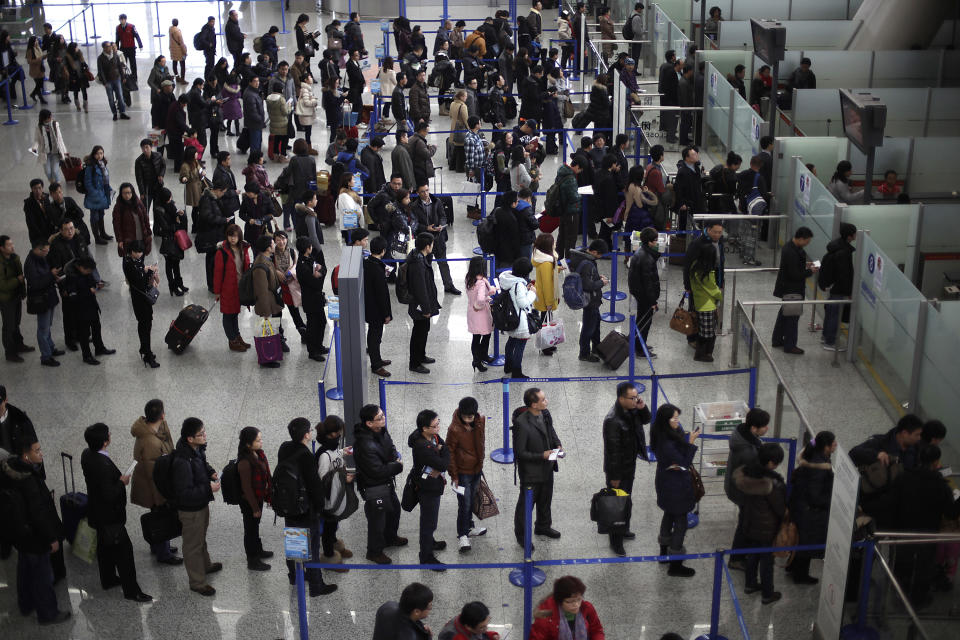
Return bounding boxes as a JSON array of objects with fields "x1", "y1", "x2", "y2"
[
  {"x1": 596, "y1": 331, "x2": 629, "y2": 370},
  {"x1": 317, "y1": 193, "x2": 336, "y2": 226},
  {"x1": 165, "y1": 304, "x2": 210, "y2": 354},
  {"x1": 60, "y1": 452, "x2": 88, "y2": 544},
  {"x1": 668, "y1": 234, "x2": 687, "y2": 266}
]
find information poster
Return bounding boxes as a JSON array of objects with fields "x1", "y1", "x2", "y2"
[{"x1": 284, "y1": 527, "x2": 310, "y2": 560}]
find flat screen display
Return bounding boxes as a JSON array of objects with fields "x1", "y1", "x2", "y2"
[{"x1": 840, "y1": 90, "x2": 866, "y2": 152}]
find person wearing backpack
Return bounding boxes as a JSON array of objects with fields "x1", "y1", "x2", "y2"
[
  {"x1": 236, "y1": 426, "x2": 273, "y2": 571},
  {"x1": 276, "y1": 417, "x2": 337, "y2": 595},
  {"x1": 406, "y1": 232, "x2": 441, "y2": 374},
  {"x1": 315, "y1": 415, "x2": 356, "y2": 572},
  {"x1": 213, "y1": 224, "x2": 251, "y2": 352},
  {"x1": 567, "y1": 240, "x2": 609, "y2": 363},
  {"x1": 554, "y1": 158, "x2": 585, "y2": 259},
  {"x1": 820, "y1": 223, "x2": 857, "y2": 352},
  {"x1": 500, "y1": 257, "x2": 539, "y2": 379},
  {"x1": 491, "y1": 190, "x2": 521, "y2": 267},
  {"x1": 171, "y1": 417, "x2": 222, "y2": 596}
]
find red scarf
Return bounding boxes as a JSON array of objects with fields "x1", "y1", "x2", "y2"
[{"x1": 248, "y1": 450, "x2": 272, "y2": 504}]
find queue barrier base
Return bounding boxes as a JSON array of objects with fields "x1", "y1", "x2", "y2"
[
  {"x1": 325, "y1": 387, "x2": 344, "y2": 400},
  {"x1": 696, "y1": 634, "x2": 731, "y2": 640},
  {"x1": 601, "y1": 311, "x2": 626, "y2": 323},
  {"x1": 839, "y1": 624, "x2": 881, "y2": 640},
  {"x1": 602, "y1": 291, "x2": 627, "y2": 302},
  {"x1": 473, "y1": 246, "x2": 484, "y2": 255},
  {"x1": 509, "y1": 566, "x2": 547, "y2": 588},
  {"x1": 490, "y1": 447, "x2": 515, "y2": 464}
]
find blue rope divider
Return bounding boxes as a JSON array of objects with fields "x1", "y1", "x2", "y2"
[{"x1": 722, "y1": 557, "x2": 751, "y2": 640}]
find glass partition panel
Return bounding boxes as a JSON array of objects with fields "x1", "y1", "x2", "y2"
[
  {"x1": 728, "y1": 0, "x2": 791, "y2": 20},
  {"x1": 704, "y1": 68, "x2": 733, "y2": 159},
  {"x1": 843, "y1": 205, "x2": 919, "y2": 270},
  {"x1": 918, "y1": 204, "x2": 960, "y2": 251},
  {"x1": 791, "y1": 162, "x2": 836, "y2": 264},
  {"x1": 910, "y1": 138, "x2": 960, "y2": 194},
  {"x1": 654, "y1": 0, "x2": 692, "y2": 24},
  {"x1": 696, "y1": 49, "x2": 752, "y2": 78},
  {"x1": 753, "y1": 51, "x2": 802, "y2": 82},
  {"x1": 927, "y1": 89, "x2": 960, "y2": 136},
  {"x1": 944, "y1": 51, "x2": 960, "y2": 87},
  {"x1": 793, "y1": 88, "x2": 933, "y2": 138},
  {"x1": 871, "y1": 51, "x2": 941, "y2": 88},
  {"x1": 704, "y1": 62, "x2": 764, "y2": 161},
  {"x1": 790, "y1": 0, "x2": 852, "y2": 20},
  {"x1": 853, "y1": 234, "x2": 925, "y2": 409},
  {"x1": 771, "y1": 137, "x2": 846, "y2": 214},
  {"x1": 848, "y1": 138, "x2": 913, "y2": 178},
  {"x1": 802, "y1": 50, "x2": 873, "y2": 89},
  {"x1": 717, "y1": 20, "x2": 860, "y2": 50},
  {"x1": 917, "y1": 301, "x2": 960, "y2": 467}
]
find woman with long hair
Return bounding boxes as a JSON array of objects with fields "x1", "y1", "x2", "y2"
[
  {"x1": 271, "y1": 230, "x2": 307, "y2": 345},
  {"x1": 322, "y1": 77, "x2": 345, "y2": 138},
  {"x1": 112, "y1": 182, "x2": 152, "y2": 258},
  {"x1": 622, "y1": 164, "x2": 659, "y2": 246},
  {"x1": 83, "y1": 145, "x2": 114, "y2": 245},
  {"x1": 377, "y1": 56, "x2": 397, "y2": 118},
  {"x1": 827, "y1": 160, "x2": 864, "y2": 204},
  {"x1": 213, "y1": 223, "x2": 251, "y2": 351},
  {"x1": 650, "y1": 403, "x2": 701, "y2": 577},
  {"x1": 236, "y1": 426, "x2": 273, "y2": 571},
  {"x1": 336, "y1": 172, "x2": 364, "y2": 244},
  {"x1": 25, "y1": 36, "x2": 47, "y2": 104},
  {"x1": 532, "y1": 233, "x2": 563, "y2": 356},
  {"x1": 510, "y1": 145, "x2": 533, "y2": 192},
  {"x1": 294, "y1": 72, "x2": 319, "y2": 146},
  {"x1": 499, "y1": 257, "x2": 538, "y2": 379},
  {"x1": 789, "y1": 431, "x2": 836, "y2": 584},
  {"x1": 178, "y1": 145, "x2": 205, "y2": 223},
  {"x1": 63, "y1": 42, "x2": 91, "y2": 111},
  {"x1": 153, "y1": 187, "x2": 188, "y2": 296},
  {"x1": 465, "y1": 256, "x2": 495, "y2": 371},
  {"x1": 315, "y1": 415, "x2": 354, "y2": 570},
  {"x1": 689, "y1": 241, "x2": 721, "y2": 362},
  {"x1": 122, "y1": 240, "x2": 160, "y2": 368},
  {"x1": 31, "y1": 109, "x2": 68, "y2": 186}
]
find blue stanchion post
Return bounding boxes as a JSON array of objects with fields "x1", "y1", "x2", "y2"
[
  {"x1": 603, "y1": 231, "x2": 628, "y2": 302},
  {"x1": 748, "y1": 365, "x2": 757, "y2": 408},
  {"x1": 3, "y1": 80, "x2": 17, "y2": 125},
  {"x1": 509, "y1": 489, "x2": 546, "y2": 595},
  {"x1": 628, "y1": 314, "x2": 636, "y2": 382},
  {"x1": 17, "y1": 70, "x2": 31, "y2": 110},
  {"x1": 154, "y1": 2, "x2": 165, "y2": 39},
  {"x1": 695, "y1": 551, "x2": 731, "y2": 640},
  {"x1": 279, "y1": 0, "x2": 289, "y2": 34},
  {"x1": 840, "y1": 539, "x2": 881, "y2": 640},
  {"x1": 579, "y1": 193, "x2": 589, "y2": 249},
  {"x1": 91, "y1": 5, "x2": 99, "y2": 40},
  {"x1": 490, "y1": 381, "x2": 514, "y2": 463},
  {"x1": 601, "y1": 239, "x2": 625, "y2": 323},
  {"x1": 296, "y1": 561, "x2": 309, "y2": 640},
  {"x1": 486, "y1": 255, "x2": 506, "y2": 366},
  {"x1": 318, "y1": 380, "x2": 327, "y2": 419},
  {"x1": 326, "y1": 321, "x2": 344, "y2": 400}
]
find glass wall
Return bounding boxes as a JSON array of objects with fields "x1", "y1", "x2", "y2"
[
  {"x1": 917, "y1": 301, "x2": 960, "y2": 464},
  {"x1": 703, "y1": 62, "x2": 765, "y2": 163}
]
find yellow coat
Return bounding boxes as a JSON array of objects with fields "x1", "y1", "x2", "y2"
[{"x1": 532, "y1": 248, "x2": 560, "y2": 312}]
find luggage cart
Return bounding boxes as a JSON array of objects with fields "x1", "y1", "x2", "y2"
[{"x1": 690, "y1": 400, "x2": 750, "y2": 526}]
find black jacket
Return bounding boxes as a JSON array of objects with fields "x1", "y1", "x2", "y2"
[
  {"x1": 849, "y1": 427, "x2": 920, "y2": 471},
  {"x1": 165, "y1": 102, "x2": 188, "y2": 139},
  {"x1": 368, "y1": 183, "x2": 400, "y2": 227},
  {"x1": 673, "y1": 161, "x2": 705, "y2": 215},
  {"x1": 363, "y1": 255, "x2": 392, "y2": 323},
  {"x1": 134, "y1": 151, "x2": 166, "y2": 198},
  {"x1": 48, "y1": 232, "x2": 90, "y2": 275},
  {"x1": 198, "y1": 23, "x2": 217, "y2": 53},
  {"x1": 0, "y1": 404, "x2": 38, "y2": 459},
  {"x1": 407, "y1": 430, "x2": 450, "y2": 496},
  {"x1": 591, "y1": 169, "x2": 620, "y2": 224},
  {"x1": 658, "y1": 61, "x2": 679, "y2": 105},
  {"x1": 823, "y1": 237, "x2": 855, "y2": 297},
  {"x1": 410, "y1": 196, "x2": 448, "y2": 244},
  {"x1": 171, "y1": 438, "x2": 215, "y2": 511},
  {"x1": 514, "y1": 201, "x2": 539, "y2": 247},
  {"x1": 405, "y1": 250, "x2": 440, "y2": 319},
  {"x1": 277, "y1": 440, "x2": 326, "y2": 513},
  {"x1": 518, "y1": 75, "x2": 543, "y2": 120},
  {"x1": 155, "y1": 201, "x2": 186, "y2": 259},
  {"x1": 2, "y1": 456, "x2": 62, "y2": 553},
  {"x1": 736, "y1": 168, "x2": 768, "y2": 212},
  {"x1": 46, "y1": 196, "x2": 90, "y2": 244},
  {"x1": 295, "y1": 252, "x2": 326, "y2": 315},
  {"x1": 242, "y1": 85, "x2": 265, "y2": 129},
  {"x1": 734, "y1": 466, "x2": 787, "y2": 543},
  {"x1": 24, "y1": 252, "x2": 60, "y2": 313},
  {"x1": 567, "y1": 249, "x2": 604, "y2": 308},
  {"x1": 372, "y1": 601, "x2": 431, "y2": 640},
  {"x1": 789, "y1": 454, "x2": 833, "y2": 546},
  {"x1": 408, "y1": 133, "x2": 436, "y2": 185},
  {"x1": 361, "y1": 146, "x2": 386, "y2": 196},
  {"x1": 80, "y1": 448, "x2": 128, "y2": 529},
  {"x1": 602, "y1": 402, "x2": 651, "y2": 478},
  {"x1": 773, "y1": 240, "x2": 812, "y2": 298},
  {"x1": 891, "y1": 466, "x2": 960, "y2": 533},
  {"x1": 628, "y1": 244, "x2": 661, "y2": 309},
  {"x1": 683, "y1": 234, "x2": 725, "y2": 290},
  {"x1": 198, "y1": 189, "x2": 230, "y2": 234},
  {"x1": 187, "y1": 85, "x2": 212, "y2": 130},
  {"x1": 151, "y1": 90, "x2": 176, "y2": 130},
  {"x1": 238, "y1": 194, "x2": 271, "y2": 245},
  {"x1": 571, "y1": 149, "x2": 594, "y2": 187},
  {"x1": 353, "y1": 422, "x2": 403, "y2": 493},
  {"x1": 586, "y1": 82, "x2": 612, "y2": 125},
  {"x1": 492, "y1": 205, "x2": 521, "y2": 266},
  {"x1": 391, "y1": 85, "x2": 408, "y2": 122},
  {"x1": 225, "y1": 18, "x2": 244, "y2": 55},
  {"x1": 512, "y1": 408, "x2": 562, "y2": 484},
  {"x1": 24, "y1": 194, "x2": 56, "y2": 246}
]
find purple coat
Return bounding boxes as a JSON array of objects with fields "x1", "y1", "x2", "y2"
[
  {"x1": 219, "y1": 83, "x2": 243, "y2": 121},
  {"x1": 466, "y1": 277, "x2": 494, "y2": 335}
]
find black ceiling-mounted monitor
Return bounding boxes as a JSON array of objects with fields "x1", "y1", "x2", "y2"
[
  {"x1": 750, "y1": 19, "x2": 786, "y2": 65},
  {"x1": 839, "y1": 89, "x2": 887, "y2": 153}
]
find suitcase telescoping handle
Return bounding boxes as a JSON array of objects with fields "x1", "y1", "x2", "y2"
[{"x1": 61, "y1": 451, "x2": 76, "y2": 495}]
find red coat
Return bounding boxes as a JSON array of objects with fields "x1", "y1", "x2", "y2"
[
  {"x1": 112, "y1": 197, "x2": 153, "y2": 257},
  {"x1": 529, "y1": 597, "x2": 605, "y2": 640},
  {"x1": 213, "y1": 242, "x2": 251, "y2": 314}
]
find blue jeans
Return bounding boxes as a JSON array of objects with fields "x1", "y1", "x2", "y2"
[
  {"x1": 822, "y1": 293, "x2": 849, "y2": 346},
  {"x1": 772, "y1": 308, "x2": 799, "y2": 349},
  {"x1": 580, "y1": 305, "x2": 602, "y2": 357},
  {"x1": 104, "y1": 78, "x2": 125, "y2": 115},
  {"x1": 504, "y1": 336, "x2": 528, "y2": 373},
  {"x1": 222, "y1": 313, "x2": 240, "y2": 340},
  {"x1": 455, "y1": 473, "x2": 480, "y2": 537},
  {"x1": 249, "y1": 127, "x2": 263, "y2": 154},
  {"x1": 44, "y1": 154, "x2": 64, "y2": 186},
  {"x1": 17, "y1": 549, "x2": 59, "y2": 621},
  {"x1": 36, "y1": 307, "x2": 55, "y2": 359}
]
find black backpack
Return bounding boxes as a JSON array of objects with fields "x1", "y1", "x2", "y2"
[
  {"x1": 476, "y1": 212, "x2": 498, "y2": 254},
  {"x1": 220, "y1": 459, "x2": 241, "y2": 505},
  {"x1": 622, "y1": 19, "x2": 634, "y2": 41},
  {"x1": 193, "y1": 32, "x2": 204, "y2": 51},
  {"x1": 490, "y1": 286, "x2": 521, "y2": 332},
  {"x1": 271, "y1": 459, "x2": 309, "y2": 517},
  {"x1": 396, "y1": 262, "x2": 411, "y2": 304},
  {"x1": 75, "y1": 165, "x2": 87, "y2": 194},
  {"x1": 152, "y1": 452, "x2": 178, "y2": 503},
  {"x1": 237, "y1": 261, "x2": 270, "y2": 307}
]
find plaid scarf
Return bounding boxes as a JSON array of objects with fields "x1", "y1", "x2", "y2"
[{"x1": 246, "y1": 450, "x2": 272, "y2": 504}]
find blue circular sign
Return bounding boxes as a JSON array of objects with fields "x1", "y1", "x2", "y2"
[{"x1": 867, "y1": 253, "x2": 876, "y2": 274}]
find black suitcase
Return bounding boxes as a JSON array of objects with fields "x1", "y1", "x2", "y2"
[
  {"x1": 597, "y1": 331, "x2": 630, "y2": 370},
  {"x1": 140, "y1": 506, "x2": 182, "y2": 545},
  {"x1": 165, "y1": 304, "x2": 210, "y2": 354},
  {"x1": 59, "y1": 452, "x2": 88, "y2": 544}
]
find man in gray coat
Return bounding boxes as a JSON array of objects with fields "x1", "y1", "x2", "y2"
[
  {"x1": 724, "y1": 408, "x2": 769, "y2": 568},
  {"x1": 512, "y1": 388, "x2": 563, "y2": 548},
  {"x1": 390, "y1": 131, "x2": 416, "y2": 190}
]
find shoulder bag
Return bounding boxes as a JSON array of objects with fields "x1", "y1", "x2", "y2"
[
  {"x1": 781, "y1": 293, "x2": 803, "y2": 317},
  {"x1": 669, "y1": 294, "x2": 698, "y2": 336},
  {"x1": 471, "y1": 473, "x2": 500, "y2": 520}
]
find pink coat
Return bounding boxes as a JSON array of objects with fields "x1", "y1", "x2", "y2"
[{"x1": 466, "y1": 277, "x2": 494, "y2": 335}]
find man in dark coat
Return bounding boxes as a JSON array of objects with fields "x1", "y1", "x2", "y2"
[
  {"x1": 364, "y1": 237, "x2": 392, "y2": 377},
  {"x1": 411, "y1": 183, "x2": 459, "y2": 295},
  {"x1": 408, "y1": 122, "x2": 436, "y2": 189},
  {"x1": 2, "y1": 435, "x2": 72, "y2": 625},
  {"x1": 405, "y1": 232, "x2": 440, "y2": 374},
  {"x1": 79, "y1": 423, "x2": 150, "y2": 601},
  {"x1": 492, "y1": 191, "x2": 521, "y2": 267},
  {"x1": 512, "y1": 387, "x2": 563, "y2": 547},
  {"x1": 165, "y1": 95, "x2": 189, "y2": 172},
  {"x1": 724, "y1": 408, "x2": 770, "y2": 567},
  {"x1": 850, "y1": 415, "x2": 925, "y2": 527},
  {"x1": 518, "y1": 66, "x2": 544, "y2": 122},
  {"x1": 658, "y1": 50, "x2": 679, "y2": 143},
  {"x1": 242, "y1": 76, "x2": 266, "y2": 153},
  {"x1": 354, "y1": 403, "x2": 407, "y2": 564},
  {"x1": 772, "y1": 226, "x2": 815, "y2": 354},
  {"x1": 48, "y1": 219, "x2": 90, "y2": 349},
  {"x1": 23, "y1": 180, "x2": 55, "y2": 247},
  {"x1": 0, "y1": 385, "x2": 38, "y2": 463},
  {"x1": 601, "y1": 382, "x2": 651, "y2": 555},
  {"x1": 407, "y1": 69, "x2": 430, "y2": 125},
  {"x1": 391, "y1": 72, "x2": 409, "y2": 126},
  {"x1": 820, "y1": 222, "x2": 857, "y2": 351},
  {"x1": 628, "y1": 227, "x2": 661, "y2": 354},
  {"x1": 673, "y1": 146, "x2": 705, "y2": 230},
  {"x1": 151, "y1": 80, "x2": 176, "y2": 130},
  {"x1": 225, "y1": 10, "x2": 245, "y2": 68},
  {"x1": 197, "y1": 181, "x2": 232, "y2": 291},
  {"x1": 371, "y1": 582, "x2": 433, "y2": 640},
  {"x1": 198, "y1": 16, "x2": 218, "y2": 76},
  {"x1": 677, "y1": 65, "x2": 695, "y2": 145},
  {"x1": 568, "y1": 241, "x2": 609, "y2": 362},
  {"x1": 187, "y1": 78, "x2": 213, "y2": 150},
  {"x1": 407, "y1": 410, "x2": 451, "y2": 566},
  {"x1": 46, "y1": 184, "x2": 90, "y2": 245},
  {"x1": 134, "y1": 139, "x2": 166, "y2": 214},
  {"x1": 361, "y1": 137, "x2": 387, "y2": 210}
]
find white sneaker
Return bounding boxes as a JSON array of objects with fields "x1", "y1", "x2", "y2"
[
  {"x1": 458, "y1": 535, "x2": 471, "y2": 553},
  {"x1": 468, "y1": 527, "x2": 488, "y2": 537}
]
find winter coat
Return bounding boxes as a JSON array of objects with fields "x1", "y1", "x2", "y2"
[
  {"x1": 408, "y1": 80, "x2": 430, "y2": 123},
  {"x1": 378, "y1": 67, "x2": 397, "y2": 96},
  {"x1": 514, "y1": 200, "x2": 538, "y2": 246},
  {"x1": 151, "y1": 90, "x2": 176, "y2": 129},
  {"x1": 134, "y1": 151, "x2": 165, "y2": 199},
  {"x1": 823, "y1": 237, "x2": 856, "y2": 297},
  {"x1": 890, "y1": 466, "x2": 960, "y2": 533},
  {"x1": 241, "y1": 163, "x2": 272, "y2": 192},
  {"x1": 80, "y1": 448, "x2": 129, "y2": 529},
  {"x1": 372, "y1": 601, "x2": 431, "y2": 640},
  {"x1": 276, "y1": 440, "x2": 326, "y2": 514},
  {"x1": 23, "y1": 194, "x2": 56, "y2": 247},
  {"x1": 0, "y1": 253, "x2": 24, "y2": 305},
  {"x1": 186, "y1": 85, "x2": 212, "y2": 130},
  {"x1": 554, "y1": 164, "x2": 581, "y2": 217},
  {"x1": 26, "y1": 44, "x2": 45, "y2": 79},
  {"x1": 294, "y1": 84, "x2": 318, "y2": 125},
  {"x1": 849, "y1": 427, "x2": 920, "y2": 471},
  {"x1": 603, "y1": 402, "x2": 652, "y2": 479},
  {"x1": 213, "y1": 242, "x2": 251, "y2": 314},
  {"x1": 289, "y1": 153, "x2": 318, "y2": 203},
  {"x1": 170, "y1": 438, "x2": 216, "y2": 511},
  {"x1": 238, "y1": 193, "x2": 272, "y2": 246},
  {"x1": 519, "y1": 75, "x2": 543, "y2": 121},
  {"x1": 266, "y1": 93, "x2": 292, "y2": 135},
  {"x1": 446, "y1": 410, "x2": 486, "y2": 480},
  {"x1": 828, "y1": 178, "x2": 863, "y2": 205},
  {"x1": 297, "y1": 205, "x2": 324, "y2": 255},
  {"x1": 167, "y1": 25, "x2": 187, "y2": 61},
  {"x1": 462, "y1": 274, "x2": 493, "y2": 334},
  {"x1": 225, "y1": 18, "x2": 244, "y2": 56},
  {"x1": 683, "y1": 234, "x2": 725, "y2": 290},
  {"x1": 724, "y1": 424, "x2": 764, "y2": 506},
  {"x1": 353, "y1": 422, "x2": 403, "y2": 493},
  {"x1": 405, "y1": 250, "x2": 440, "y2": 320},
  {"x1": 407, "y1": 430, "x2": 450, "y2": 496},
  {"x1": 567, "y1": 249, "x2": 604, "y2": 309},
  {"x1": 23, "y1": 251, "x2": 59, "y2": 314},
  {"x1": 363, "y1": 255, "x2": 391, "y2": 323},
  {"x1": 410, "y1": 195, "x2": 448, "y2": 244},
  {"x1": 112, "y1": 196, "x2": 152, "y2": 256},
  {"x1": 734, "y1": 466, "x2": 787, "y2": 544},
  {"x1": 179, "y1": 162, "x2": 203, "y2": 207},
  {"x1": 130, "y1": 417, "x2": 174, "y2": 508},
  {"x1": 789, "y1": 455, "x2": 833, "y2": 546},
  {"x1": 0, "y1": 404, "x2": 36, "y2": 461},
  {"x1": 653, "y1": 431, "x2": 698, "y2": 514},
  {"x1": 674, "y1": 161, "x2": 706, "y2": 216},
  {"x1": 773, "y1": 240, "x2": 812, "y2": 299},
  {"x1": 409, "y1": 133, "x2": 436, "y2": 186},
  {"x1": 252, "y1": 252, "x2": 283, "y2": 317},
  {"x1": 390, "y1": 85, "x2": 407, "y2": 122},
  {"x1": 513, "y1": 408, "x2": 562, "y2": 485},
  {"x1": 529, "y1": 596, "x2": 605, "y2": 640},
  {"x1": 296, "y1": 251, "x2": 326, "y2": 315},
  {"x1": 500, "y1": 271, "x2": 538, "y2": 339},
  {"x1": 155, "y1": 201, "x2": 186, "y2": 259},
  {"x1": 83, "y1": 161, "x2": 113, "y2": 211},
  {"x1": 46, "y1": 196, "x2": 90, "y2": 245},
  {"x1": 390, "y1": 143, "x2": 416, "y2": 190},
  {"x1": 492, "y1": 205, "x2": 521, "y2": 267},
  {"x1": 532, "y1": 249, "x2": 560, "y2": 313},
  {"x1": 628, "y1": 244, "x2": 660, "y2": 310},
  {"x1": 166, "y1": 103, "x2": 189, "y2": 142},
  {"x1": 33, "y1": 121, "x2": 67, "y2": 167},
  {"x1": 47, "y1": 231, "x2": 90, "y2": 274},
  {"x1": 449, "y1": 99, "x2": 469, "y2": 146},
  {"x1": 361, "y1": 146, "x2": 386, "y2": 195},
  {"x1": 220, "y1": 83, "x2": 243, "y2": 120},
  {"x1": 147, "y1": 63, "x2": 173, "y2": 95},
  {"x1": 243, "y1": 86, "x2": 266, "y2": 129},
  {"x1": 690, "y1": 261, "x2": 722, "y2": 312},
  {"x1": 1, "y1": 457, "x2": 62, "y2": 553}
]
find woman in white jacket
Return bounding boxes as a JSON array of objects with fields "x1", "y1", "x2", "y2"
[
  {"x1": 499, "y1": 257, "x2": 538, "y2": 379},
  {"x1": 294, "y1": 73, "x2": 319, "y2": 147},
  {"x1": 377, "y1": 56, "x2": 397, "y2": 118},
  {"x1": 31, "y1": 109, "x2": 69, "y2": 186},
  {"x1": 335, "y1": 172, "x2": 365, "y2": 244}
]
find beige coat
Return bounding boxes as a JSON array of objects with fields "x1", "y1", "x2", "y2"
[
  {"x1": 294, "y1": 84, "x2": 318, "y2": 125},
  {"x1": 179, "y1": 162, "x2": 203, "y2": 207},
  {"x1": 449, "y1": 98, "x2": 469, "y2": 147},
  {"x1": 168, "y1": 26, "x2": 187, "y2": 61},
  {"x1": 130, "y1": 417, "x2": 174, "y2": 508},
  {"x1": 27, "y1": 44, "x2": 45, "y2": 79},
  {"x1": 253, "y1": 253, "x2": 283, "y2": 317}
]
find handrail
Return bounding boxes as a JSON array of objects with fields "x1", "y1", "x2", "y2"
[{"x1": 872, "y1": 550, "x2": 931, "y2": 640}]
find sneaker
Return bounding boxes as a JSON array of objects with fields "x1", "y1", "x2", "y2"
[
  {"x1": 468, "y1": 527, "x2": 488, "y2": 537},
  {"x1": 458, "y1": 535, "x2": 471, "y2": 553},
  {"x1": 761, "y1": 592, "x2": 782, "y2": 605},
  {"x1": 822, "y1": 343, "x2": 847, "y2": 352}
]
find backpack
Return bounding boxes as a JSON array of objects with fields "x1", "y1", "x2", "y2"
[
  {"x1": 220, "y1": 459, "x2": 241, "y2": 505},
  {"x1": 237, "y1": 261, "x2": 270, "y2": 307},
  {"x1": 253, "y1": 36, "x2": 263, "y2": 53},
  {"x1": 622, "y1": 18, "x2": 634, "y2": 41},
  {"x1": 395, "y1": 262, "x2": 411, "y2": 304},
  {"x1": 544, "y1": 182, "x2": 563, "y2": 216},
  {"x1": 817, "y1": 249, "x2": 838, "y2": 291},
  {"x1": 562, "y1": 264, "x2": 590, "y2": 310},
  {"x1": 0, "y1": 484, "x2": 30, "y2": 545},
  {"x1": 490, "y1": 286, "x2": 521, "y2": 332},
  {"x1": 75, "y1": 165, "x2": 87, "y2": 194},
  {"x1": 745, "y1": 172, "x2": 768, "y2": 215},
  {"x1": 317, "y1": 451, "x2": 360, "y2": 520},
  {"x1": 152, "y1": 452, "x2": 178, "y2": 503},
  {"x1": 270, "y1": 459, "x2": 309, "y2": 517},
  {"x1": 193, "y1": 32, "x2": 205, "y2": 51},
  {"x1": 571, "y1": 110, "x2": 591, "y2": 130},
  {"x1": 476, "y1": 213, "x2": 498, "y2": 254}
]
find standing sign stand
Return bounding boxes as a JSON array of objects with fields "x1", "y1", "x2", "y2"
[
  {"x1": 285, "y1": 527, "x2": 311, "y2": 640},
  {"x1": 325, "y1": 317, "x2": 344, "y2": 401}
]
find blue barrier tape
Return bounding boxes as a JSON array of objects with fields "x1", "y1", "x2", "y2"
[
  {"x1": 382, "y1": 377, "x2": 504, "y2": 387},
  {"x1": 722, "y1": 558, "x2": 752, "y2": 640},
  {"x1": 303, "y1": 561, "x2": 524, "y2": 570},
  {"x1": 652, "y1": 368, "x2": 753, "y2": 380}
]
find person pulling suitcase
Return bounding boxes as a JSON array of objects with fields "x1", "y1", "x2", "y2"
[{"x1": 566, "y1": 240, "x2": 609, "y2": 362}]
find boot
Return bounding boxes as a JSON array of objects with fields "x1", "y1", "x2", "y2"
[
  {"x1": 668, "y1": 560, "x2": 696, "y2": 577},
  {"x1": 693, "y1": 337, "x2": 713, "y2": 362},
  {"x1": 97, "y1": 218, "x2": 113, "y2": 241},
  {"x1": 83, "y1": 100, "x2": 88, "y2": 113},
  {"x1": 229, "y1": 337, "x2": 247, "y2": 352},
  {"x1": 704, "y1": 337, "x2": 716, "y2": 361},
  {"x1": 92, "y1": 222, "x2": 108, "y2": 245},
  {"x1": 237, "y1": 336, "x2": 251, "y2": 349},
  {"x1": 659, "y1": 545, "x2": 670, "y2": 565},
  {"x1": 334, "y1": 538, "x2": 353, "y2": 559},
  {"x1": 322, "y1": 550, "x2": 348, "y2": 573}
]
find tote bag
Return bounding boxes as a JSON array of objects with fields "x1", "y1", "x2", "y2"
[
  {"x1": 535, "y1": 312, "x2": 565, "y2": 349},
  {"x1": 254, "y1": 319, "x2": 284, "y2": 365},
  {"x1": 174, "y1": 229, "x2": 193, "y2": 251},
  {"x1": 72, "y1": 519, "x2": 97, "y2": 564},
  {"x1": 669, "y1": 294, "x2": 698, "y2": 336},
  {"x1": 471, "y1": 474, "x2": 499, "y2": 520}
]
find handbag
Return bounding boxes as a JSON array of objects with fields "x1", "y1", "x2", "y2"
[
  {"x1": 71, "y1": 519, "x2": 97, "y2": 564},
  {"x1": 539, "y1": 214, "x2": 561, "y2": 233},
  {"x1": 669, "y1": 294, "x2": 698, "y2": 336},
  {"x1": 535, "y1": 313, "x2": 565, "y2": 349},
  {"x1": 689, "y1": 466, "x2": 705, "y2": 502},
  {"x1": 471, "y1": 474, "x2": 500, "y2": 520},
  {"x1": 124, "y1": 75, "x2": 138, "y2": 92},
  {"x1": 526, "y1": 309, "x2": 544, "y2": 335},
  {"x1": 360, "y1": 483, "x2": 392, "y2": 502},
  {"x1": 773, "y1": 509, "x2": 799, "y2": 559},
  {"x1": 254, "y1": 319, "x2": 284, "y2": 365},
  {"x1": 270, "y1": 195, "x2": 283, "y2": 217},
  {"x1": 174, "y1": 229, "x2": 193, "y2": 251},
  {"x1": 562, "y1": 98, "x2": 574, "y2": 119},
  {"x1": 141, "y1": 284, "x2": 160, "y2": 305},
  {"x1": 140, "y1": 505, "x2": 183, "y2": 544},
  {"x1": 452, "y1": 130, "x2": 466, "y2": 145},
  {"x1": 400, "y1": 470, "x2": 419, "y2": 512},
  {"x1": 590, "y1": 488, "x2": 632, "y2": 534},
  {"x1": 781, "y1": 293, "x2": 803, "y2": 317}
]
